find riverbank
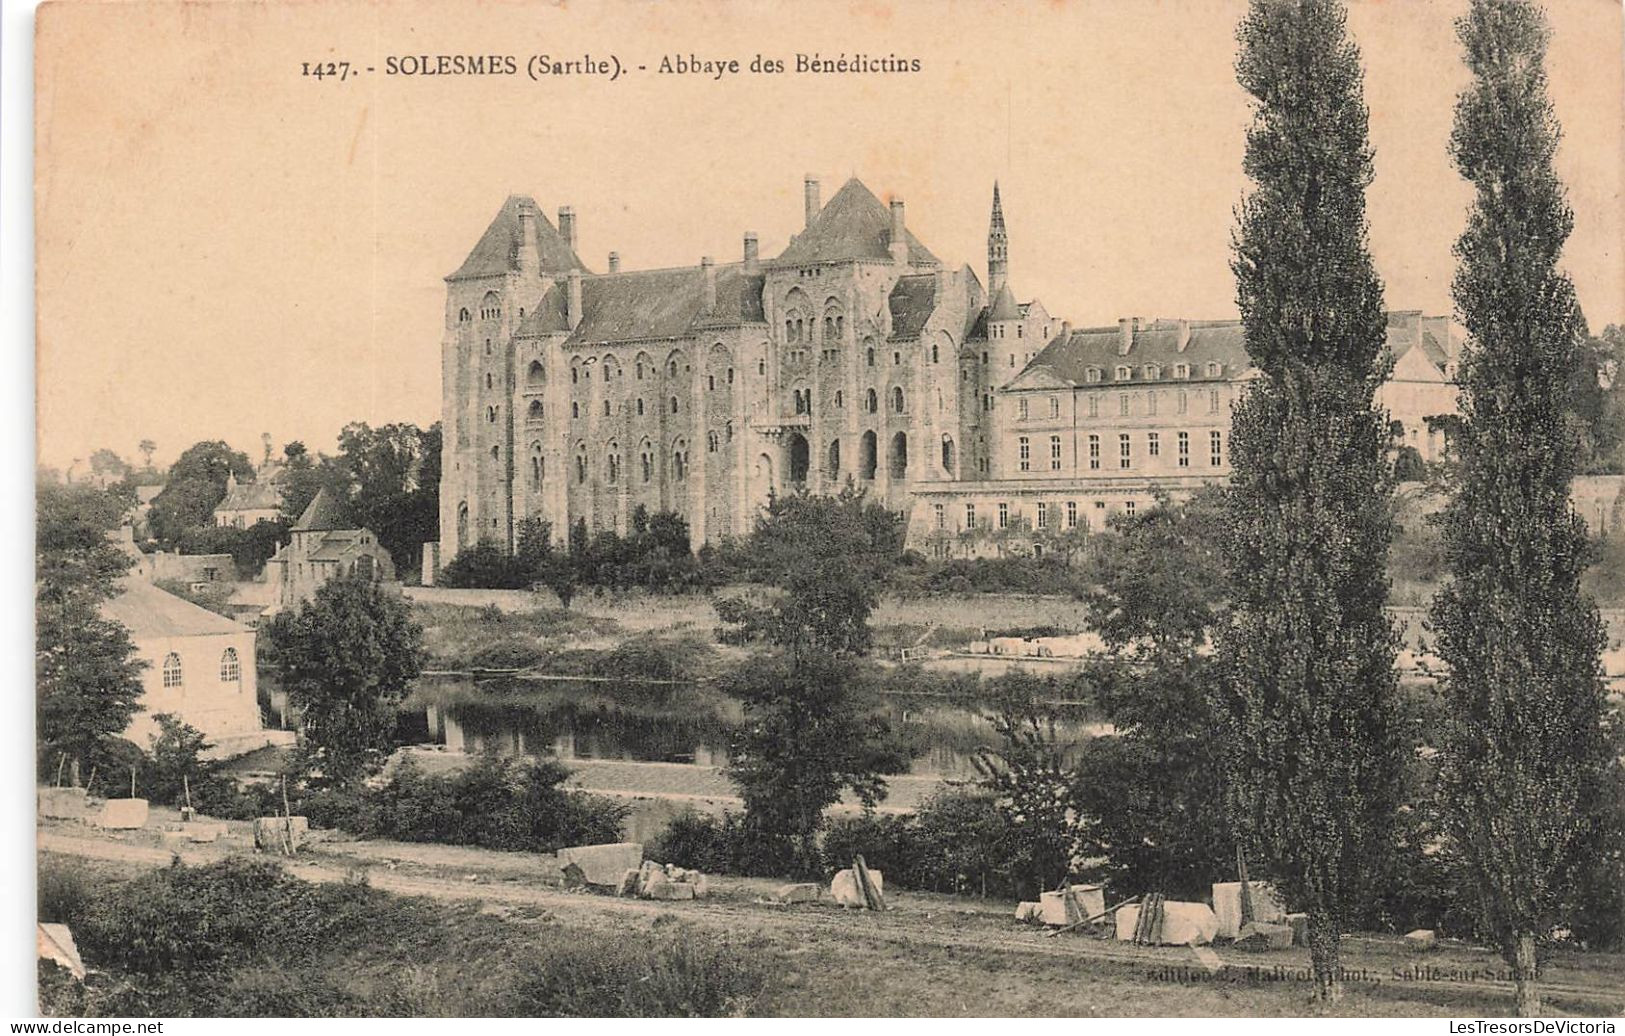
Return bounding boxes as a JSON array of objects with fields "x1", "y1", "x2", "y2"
[{"x1": 38, "y1": 815, "x2": 1625, "y2": 1018}]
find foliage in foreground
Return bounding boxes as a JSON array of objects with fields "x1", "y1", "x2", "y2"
[{"x1": 37, "y1": 857, "x2": 768, "y2": 1017}]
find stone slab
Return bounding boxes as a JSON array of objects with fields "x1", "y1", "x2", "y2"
[
  {"x1": 1405, "y1": 929, "x2": 1437, "y2": 952},
  {"x1": 38, "y1": 788, "x2": 89, "y2": 820},
  {"x1": 647, "y1": 882, "x2": 696, "y2": 901},
  {"x1": 254, "y1": 816, "x2": 309, "y2": 851},
  {"x1": 1015, "y1": 901, "x2": 1044, "y2": 923},
  {"x1": 556, "y1": 842, "x2": 644, "y2": 886},
  {"x1": 1212, "y1": 881, "x2": 1287, "y2": 940},
  {"x1": 37, "y1": 924, "x2": 84, "y2": 980},
  {"x1": 1286, "y1": 912, "x2": 1310, "y2": 946},
  {"x1": 1234, "y1": 920, "x2": 1294, "y2": 951},
  {"x1": 831, "y1": 867, "x2": 884, "y2": 908},
  {"x1": 1116, "y1": 901, "x2": 1220, "y2": 946},
  {"x1": 1039, "y1": 884, "x2": 1106, "y2": 926},
  {"x1": 186, "y1": 824, "x2": 226, "y2": 843},
  {"x1": 97, "y1": 799, "x2": 149, "y2": 830},
  {"x1": 775, "y1": 883, "x2": 821, "y2": 905}
]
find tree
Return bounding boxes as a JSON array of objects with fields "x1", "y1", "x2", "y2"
[
  {"x1": 1076, "y1": 490, "x2": 1234, "y2": 898},
  {"x1": 88, "y1": 448, "x2": 130, "y2": 484},
  {"x1": 728, "y1": 487, "x2": 904, "y2": 657},
  {"x1": 148, "y1": 441, "x2": 253, "y2": 543},
  {"x1": 1215, "y1": 0, "x2": 1404, "y2": 1002},
  {"x1": 1430, "y1": 0, "x2": 1615, "y2": 1014},
  {"x1": 265, "y1": 573, "x2": 422, "y2": 787},
  {"x1": 1570, "y1": 322, "x2": 1625, "y2": 475},
  {"x1": 137, "y1": 439, "x2": 156, "y2": 471},
  {"x1": 277, "y1": 441, "x2": 348, "y2": 524},
  {"x1": 723, "y1": 652, "x2": 897, "y2": 877},
  {"x1": 36, "y1": 482, "x2": 146, "y2": 777},
  {"x1": 336, "y1": 421, "x2": 441, "y2": 573},
  {"x1": 972, "y1": 671, "x2": 1088, "y2": 900}
]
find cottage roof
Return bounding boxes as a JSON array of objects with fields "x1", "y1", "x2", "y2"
[
  {"x1": 215, "y1": 478, "x2": 283, "y2": 515},
  {"x1": 447, "y1": 195, "x2": 586, "y2": 282},
  {"x1": 775, "y1": 179, "x2": 939, "y2": 267},
  {"x1": 291, "y1": 488, "x2": 354, "y2": 532},
  {"x1": 517, "y1": 263, "x2": 766, "y2": 344},
  {"x1": 100, "y1": 578, "x2": 243, "y2": 638}
]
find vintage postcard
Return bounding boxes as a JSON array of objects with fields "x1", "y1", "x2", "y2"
[{"x1": 27, "y1": 0, "x2": 1625, "y2": 1022}]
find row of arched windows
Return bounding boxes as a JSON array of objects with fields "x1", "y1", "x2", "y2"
[{"x1": 160, "y1": 648, "x2": 242, "y2": 692}]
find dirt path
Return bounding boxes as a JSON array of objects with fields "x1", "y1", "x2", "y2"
[{"x1": 37, "y1": 825, "x2": 1624, "y2": 1015}]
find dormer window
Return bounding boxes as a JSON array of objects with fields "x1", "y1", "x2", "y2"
[
  {"x1": 1144, "y1": 365, "x2": 1160, "y2": 380},
  {"x1": 1206, "y1": 362, "x2": 1222, "y2": 377},
  {"x1": 1116, "y1": 366, "x2": 1132, "y2": 381},
  {"x1": 1085, "y1": 367, "x2": 1101, "y2": 384},
  {"x1": 1175, "y1": 363, "x2": 1189, "y2": 379}
]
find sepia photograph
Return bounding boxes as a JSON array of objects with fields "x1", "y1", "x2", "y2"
[{"x1": 15, "y1": 0, "x2": 1625, "y2": 1022}]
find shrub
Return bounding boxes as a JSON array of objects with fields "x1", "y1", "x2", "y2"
[
  {"x1": 646, "y1": 810, "x2": 792, "y2": 877},
  {"x1": 439, "y1": 544, "x2": 532, "y2": 590}
]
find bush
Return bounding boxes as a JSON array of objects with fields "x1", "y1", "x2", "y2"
[
  {"x1": 439, "y1": 544, "x2": 532, "y2": 590},
  {"x1": 361, "y1": 755, "x2": 629, "y2": 853},
  {"x1": 646, "y1": 810, "x2": 793, "y2": 877}
]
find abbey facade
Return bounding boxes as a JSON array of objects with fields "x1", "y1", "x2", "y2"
[{"x1": 436, "y1": 175, "x2": 1460, "y2": 565}]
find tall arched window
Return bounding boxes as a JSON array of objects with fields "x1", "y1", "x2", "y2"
[
  {"x1": 219, "y1": 648, "x2": 241, "y2": 684},
  {"x1": 162, "y1": 652, "x2": 183, "y2": 689},
  {"x1": 670, "y1": 396, "x2": 679, "y2": 414},
  {"x1": 528, "y1": 400, "x2": 544, "y2": 420},
  {"x1": 892, "y1": 386, "x2": 905, "y2": 413},
  {"x1": 528, "y1": 360, "x2": 545, "y2": 385},
  {"x1": 866, "y1": 388, "x2": 878, "y2": 413}
]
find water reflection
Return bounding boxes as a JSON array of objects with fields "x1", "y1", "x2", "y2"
[{"x1": 411, "y1": 674, "x2": 1109, "y2": 778}]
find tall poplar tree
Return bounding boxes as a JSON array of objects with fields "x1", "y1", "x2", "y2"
[
  {"x1": 1431, "y1": 0, "x2": 1613, "y2": 1016},
  {"x1": 1216, "y1": 0, "x2": 1402, "y2": 1002}
]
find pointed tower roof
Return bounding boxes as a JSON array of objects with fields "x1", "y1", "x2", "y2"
[
  {"x1": 987, "y1": 283, "x2": 1022, "y2": 321},
  {"x1": 989, "y1": 182, "x2": 1007, "y2": 241},
  {"x1": 775, "y1": 178, "x2": 939, "y2": 266},
  {"x1": 291, "y1": 487, "x2": 354, "y2": 532},
  {"x1": 447, "y1": 195, "x2": 586, "y2": 281}
]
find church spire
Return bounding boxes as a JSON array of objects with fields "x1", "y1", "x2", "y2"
[{"x1": 988, "y1": 181, "x2": 1009, "y2": 299}]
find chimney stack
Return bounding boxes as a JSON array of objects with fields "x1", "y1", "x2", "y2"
[
  {"x1": 558, "y1": 206, "x2": 577, "y2": 253},
  {"x1": 567, "y1": 269, "x2": 583, "y2": 329},
  {"x1": 804, "y1": 175, "x2": 821, "y2": 229},
  {"x1": 516, "y1": 203, "x2": 539, "y2": 276},
  {"x1": 889, "y1": 198, "x2": 908, "y2": 265},
  {"x1": 1118, "y1": 318, "x2": 1134, "y2": 356},
  {"x1": 701, "y1": 256, "x2": 716, "y2": 312},
  {"x1": 1060, "y1": 320, "x2": 1072, "y2": 342},
  {"x1": 743, "y1": 232, "x2": 759, "y2": 274},
  {"x1": 608, "y1": 251, "x2": 621, "y2": 273},
  {"x1": 1176, "y1": 318, "x2": 1192, "y2": 352}
]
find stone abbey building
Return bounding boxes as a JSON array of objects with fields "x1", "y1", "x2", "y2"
[{"x1": 436, "y1": 175, "x2": 1459, "y2": 564}]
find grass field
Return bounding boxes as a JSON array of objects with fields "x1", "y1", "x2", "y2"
[{"x1": 37, "y1": 823, "x2": 1625, "y2": 1019}]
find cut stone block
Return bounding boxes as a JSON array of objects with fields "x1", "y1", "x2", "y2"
[
  {"x1": 98, "y1": 798, "x2": 149, "y2": 830},
  {"x1": 638, "y1": 864, "x2": 670, "y2": 899},
  {"x1": 186, "y1": 823, "x2": 225, "y2": 844},
  {"x1": 1405, "y1": 929, "x2": 1437, "y2": 952},
  {"x1": 38, "y1": 788, "x2": 88, "y2": 820},
  {"x1": 253, "y1": 816, "x2": 309, "y2": 851},
  {"x1": 37, "y1": 924, "x2": 84, "y2": 980},
  {"x1": 614, "y1": 869, "x2": 641, "y2": 897},
  {"x1": 688, "y1": 873, "x2": 710, "y2": 898},
  {"x1": 1039, "y1": 884, "x2": 1106, "y2": 926},
  {"x1": 1212, "y1": 881, "x2": 1287, "y2": 940},
  {"x1": 1015, "y1": 901, "x2": 1044, "y2": 923},
  {"x1": 775, "y1": 883, "x2": 821, "y2": 904},
  {"x1": 831, "y1": 867, "x2": 884, "y2": 908},
  {"x1": 1116, "y1": 901, "x2": 1220, "y2": 946},
  {"x1": 1234, "y1": 920, "x2": 1294, "y2": 952},
  {"x1": 556, "y1": 842, "x2": 644, "y2": 886},
  {"x1": 647, "y1": 882, "x2": 696, "y2": 901}
]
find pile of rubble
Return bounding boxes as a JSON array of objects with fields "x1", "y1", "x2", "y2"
[{"x1": 553, "y1": 841, "x2": 710, "y2": 900}]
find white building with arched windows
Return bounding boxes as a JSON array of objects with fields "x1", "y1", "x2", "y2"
[{"x1": 99, "y1": 578, "x2": 271, "y2": 758}]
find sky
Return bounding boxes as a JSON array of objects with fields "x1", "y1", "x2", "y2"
[{"x1": 34, "y1": 0, "x2": 1625, "y2": 472}]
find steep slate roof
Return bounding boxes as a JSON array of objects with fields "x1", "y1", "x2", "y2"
[
  {"x1": 1013, "y1": 316, "x2": 1452, "y2": 389},
  {"x1": 291, "y1": 488, "x2": 354, "y2": 532},
  {"x1": 307, "y1": 531, "x2": 374, "y2": 563},
  {"x1": 887, "y1": 274, "x2": 939, "y2": 340},
  {"x1": 775, "y1": 179, "x2": 939, "y2": 267},
  {"x1": 1013, "y1": 321, "x2": 1251, "y2": 387},
  {"x1": 447, "y1": 196, "x2": 586, "y2": 281},
  {"x1": 216, "y1": 478, "x2": 283, "y2": 514},
  {"x1": 517, "y1": 263, "x2": 766, "y2": 345},
  {"x1": 101, "y1": 578, "x2": 243, "y2": 638},
  {"x1": 986, "y1": 283, "x2": 1022, "y2": 321}
]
